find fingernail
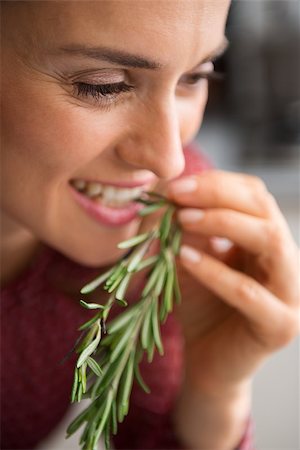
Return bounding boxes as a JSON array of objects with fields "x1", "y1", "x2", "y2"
[
  {"x1": 211, "y1": 237, "x2": 233, "y2": 253},
  {"x1": 169, "y1": 177, "x2": 198, "y2": 195},
  {"x1": 180, "y1": 245, "x2": 202, "y2": 263},
  {"x1": 178, "y1": 209, "x2": 204, "y2": 223}
]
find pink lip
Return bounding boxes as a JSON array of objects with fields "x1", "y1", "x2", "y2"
[{"x1": 69, "y1": 184, "x2": 144, "y2": 227}]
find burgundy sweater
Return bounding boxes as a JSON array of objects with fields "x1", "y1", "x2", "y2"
[{"x1": 1, "y1": 148, "x2": 254, "y2": 450}]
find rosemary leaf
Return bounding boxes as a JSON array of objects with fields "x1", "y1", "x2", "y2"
[
  {"x1": 160, "y1": 206, "x2": 175, "y2": 243},
  {"x1": 163, "y1": 266, "x2": 174, "y2": 314},
  {"x1": 111, "y1": 400, "x2": 118, "y2": 435},
  {"x1": 92, "y1": 389, "x2": 114, "y2": 447},
  {"x1": 136, "y1": 255, "x2": 158, "y2": 271},
  {"x1": 91, "y1": 356, "x2": 121, "y2": 399},
  {"x1": 116, "y1": 298, "x2": 128, "y2": 307},
  {"x1": 80, "y1": 268, "x2": 114, "y2": 294},
  {"x1": 138, "y1": 202, "x2": 164, "y2": 216},
  {"x1": 66, "y1": 406, "x2": 90, "y2": 437},
  {"x1": 78, "y1": 312, "x2": 102, "y2": 332},
  {"x1": 115, "y1": 272, "x2": 132, "y2": 301},
  {"x1": 77, "y1": 383, "x2": 83, "y2": 402},
  {"x1": 86, "y1": 357, "x2": 103, "y2": 377},
  {"x1": 159, "y1": 297, "x2": 167, "y2": 323},
  {"x1": 147, "y1": 337, "x2": 155, "y2": 363},
  {"x1": 173, "y1": 266, "x2": 182, "y2": 304},
  {"x1": 151, "y1": 299, "x2": 164, "y2": 355},
  {"x1": 143, "y1": 191, "x2": 169, "y2": 201},
  {"x1": 141, "y1": 263, "x2": 161, "y2": 298},
  {"x1": 77, "y1": 324, "x2": 101, "y2": 368},
  {"x1": 71, "y1": 368, "x2": 79, "y2": 403},
  {"x1": 110, "y1": 323, "x2": 136, "y2": 363},
  {"x1": 117, "y1": 232, "x2": 150, "y2": 249},
  {"x1": 105, "y1": 263, "x2": 126, "y2": 286},
  {"x1": 154, "y1": 264, "x2": 167, "y2": 297},
  {"x1": 141, "y1": 305, "x2": 154, "y2": 358},
  {"x1": 76, "y1": 322, "x2": 99, "y2": 354},
  {"x1": 172, "y1": 227, "x2": 182, "y2": 255},
  {"x1": 107, "y1": 305, "x2": 139, "y2": 334},
  {"x1": 127, "y1": 237, "x2": 154, "y2": 273},
  {"x1": 107, "y1": 274, "x2": 124, "y2": 293},
  {"x1": 117, "y1": 351, "x2": 135, "y2": 421},
  {"x1": 133, "y1": 357, "x2": 150, "y2": 394},
  {"x1": 80, "y1": 362, "x2": 87, "y2": 393},
  {"x1": 104, "y1": 421, "x2": 111, "y2": 450},
  {"x1": 80, "y1": 300, "x2": 105, "y2": 310}
]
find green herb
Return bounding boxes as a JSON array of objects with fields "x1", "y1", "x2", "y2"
[{"x1": 66, "y1": 192, "x2": 181, "y2": 450}]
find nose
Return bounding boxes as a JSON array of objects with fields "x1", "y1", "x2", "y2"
[{"x1": 116, "y1": 96, "x2": 186, "y2": 180}]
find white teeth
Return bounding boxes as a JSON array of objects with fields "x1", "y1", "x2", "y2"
[
  {"x1": 72, "y1": 179, "x2": 145, "y2": 206},
  {"x1": 86, "y1": 182, "x2": 103, "y2": 197},
  {"x1": 114, "y1": 188, "x2": 136, "y2": 202},
  {"x1": 102, "y1": 186, "x2": 116, "y2": 204},
  {"x1": 73, "y1": 179, "x2": 87, "y2": 191},
  {"x1": 130, "y1": 187, "x2": 144, "y2": 198}
]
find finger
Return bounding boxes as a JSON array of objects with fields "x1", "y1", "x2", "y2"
[
  {"x1": 177, "y1": 207, "x2": 300, "y2": 306},
  {"x1": 178, "y1": 245, "x2": 299, "y2": 350},
  {"x1": 177, "y1": 208, "x2": 269, "y2": 255},
  {"x1": 168, "y1": 170, "x2": 279, "y2": 219}
]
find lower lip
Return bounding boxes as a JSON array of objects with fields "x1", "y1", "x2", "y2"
[{"x1": 69, "y1": 185, "x2": 144, "y2": 227}]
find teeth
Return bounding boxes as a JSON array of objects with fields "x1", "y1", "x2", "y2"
[
  {"x1": 73, "y1": 179, "x2": 87, "y2": 191},
  {"x1": 72, "y1": 179, "x2": 144, "y2": 207},
  {"x1": 102, "y1": 186, "x2": 116, "y2": 204},
  {"x1": 86, "y1": 182, "x2": 103, "y2": 197}
]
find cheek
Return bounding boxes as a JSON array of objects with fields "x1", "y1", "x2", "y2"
[{"x1": 1, "y1": 82, "x2": 119, "y2": 180}]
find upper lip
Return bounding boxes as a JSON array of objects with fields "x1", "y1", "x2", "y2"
[{"x1": 70, "y1": 177, "x2": 156, "y2": 189}]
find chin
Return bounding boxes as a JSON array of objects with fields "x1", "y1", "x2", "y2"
[{"x1": 63, "y1": 244, "x2": 126, "y2": 268}]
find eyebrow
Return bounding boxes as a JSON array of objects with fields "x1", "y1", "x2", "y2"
[{"x1": 58, "y1": 38, "x2": 229, "y2": 70}]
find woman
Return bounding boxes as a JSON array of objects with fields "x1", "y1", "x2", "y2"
[{"x1": 1, "y1": 1, "x2": 299, "y2": 449}]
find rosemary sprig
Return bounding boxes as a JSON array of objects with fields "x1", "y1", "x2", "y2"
[{"x1": 66, "y1": 192, "x2": 181, "y2": 450}]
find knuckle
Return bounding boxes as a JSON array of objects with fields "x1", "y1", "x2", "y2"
[
  {"x1": 235, "y1": 278, "x2": 258, "y2": 302},
  {"x1": 265, "y1": 191, "x2": 278, "y2": 209},
  {"x1": 248, "y1": 175, "x2": 268, "y2": 193},
  {"x1": 264, "y1": 192, "x2": 279, "y2": 215},
  {"x1": 209, "y1": 181, "x2": 222, "y2": 204},
  {"x1": 266, "y1": 223, "x2": 287, "y2": 258},
  {"x1": 212, "y1": 264, "x2": 229, "y2": 286},
  {"x1": 248, "y1": 176, "x2": 276, "y2": 214},
  {"x1": 215, "y1": 211, "x2": 235, "y2": 230},
  {"x1": 272, "y1": 313, "x2": 300, "y2": 348}
]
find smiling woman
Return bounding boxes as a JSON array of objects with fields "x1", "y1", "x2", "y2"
[
  {"x1": 1, "y1": 0, "x2": 226, "y2": 269},
  {"x1": 1, "y1": 1, "x2": 299, "y2": 450}
]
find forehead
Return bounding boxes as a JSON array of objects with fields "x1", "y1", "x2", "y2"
[{"x1": 10, "y1": 1, "x2": 230, "y2": 68}]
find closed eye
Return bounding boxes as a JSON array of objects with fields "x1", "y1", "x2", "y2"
[
  {"x1": 73, "y1": 82, "x2": 134, "y2": 101},
  {"x1": 181, "y1": 70, "x2": 224, "y2": 85}
]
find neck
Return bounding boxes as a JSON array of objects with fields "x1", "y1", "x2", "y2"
[{"x1": 0, "y1": 212, "x2": 41, "y2": 286}]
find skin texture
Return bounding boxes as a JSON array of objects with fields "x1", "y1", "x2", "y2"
[{"x1": 1, "y1": 2, "x2": 299, "y2": 449}]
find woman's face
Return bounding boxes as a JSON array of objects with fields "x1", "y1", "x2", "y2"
[{"x1": 1, "y1": 0, "x2": 229, "y2": 266}]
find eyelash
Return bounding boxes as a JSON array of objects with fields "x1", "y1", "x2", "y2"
[
  {"x1": 184, "y1": 71, "x2": 223, "y2": 84},
  {"x1": 73, "y1": 71, "x2": 223, "y2": 105},
  {"x1": 73, "y1": 82, "x2": 134, "y2": 101}
]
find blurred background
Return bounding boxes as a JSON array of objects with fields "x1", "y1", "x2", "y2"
[{"x1": 196, "y1": 1, "x2": 299, "y2": 449}]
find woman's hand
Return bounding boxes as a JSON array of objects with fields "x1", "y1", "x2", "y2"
[
  {"x1": 165, "y1": 169, "x2": 299, "y2": 448},
  {"x1": 167, "y1": 170, "x2": 299, "y2": 394}
]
